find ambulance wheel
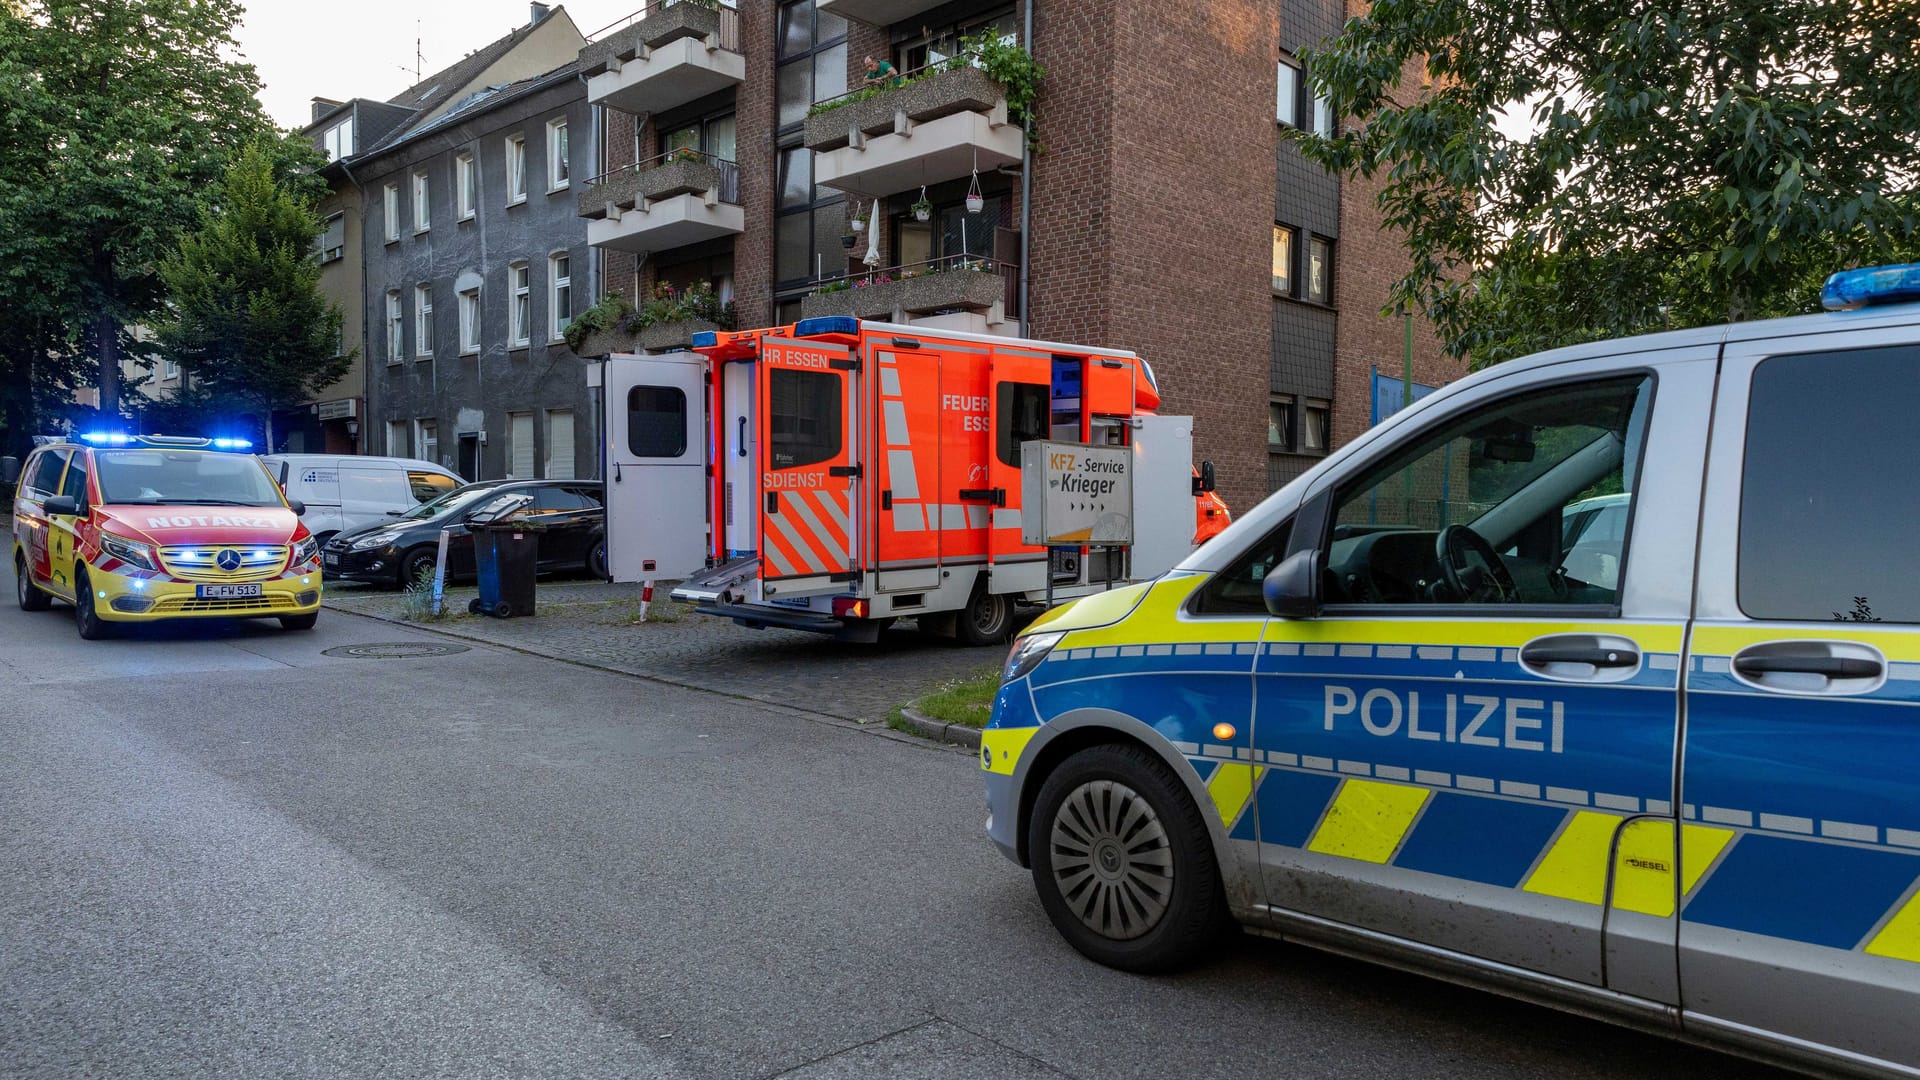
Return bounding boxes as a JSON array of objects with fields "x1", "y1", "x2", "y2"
[
  {"x1": 279, "y1": 613, "x2": 318, "y2": 631},
  {"x1": 73, "y1": 571, "x2": 112, "y2": 641},
  {"x1": 15, "y1": 553, "x2": 51, "y2": 611},
  {"x1": 957, "y1": 587, "x2": 1013, "y2": 646},
  {"x1": 586, "y1": 536, "x2": 608, "y2": 580},
  {"x1": 1029, "y1": 742, "x2": 1228, "y2": 974}
]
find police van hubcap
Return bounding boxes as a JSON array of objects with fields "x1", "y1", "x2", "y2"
[{"x1": 1050, "y1": 780, "x2": 1173, "y2": 941}]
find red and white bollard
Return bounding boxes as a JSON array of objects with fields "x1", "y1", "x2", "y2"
[{"x1": 637, "y1": 578, "x2": 653, "y2": 622}]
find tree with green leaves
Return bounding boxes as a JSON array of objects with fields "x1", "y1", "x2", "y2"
[
  {"x1": 150, "y1": 144, "x2": 348, "y2": 452},
  {"x1": 1300, "y1": 0, "x2": 1920, "y2": 367},
  {"x1": 0, "y1": 0, "x2": 283, "y2": 451}
]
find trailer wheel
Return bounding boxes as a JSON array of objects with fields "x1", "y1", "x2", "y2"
[{"x1": 957, "y1": 586, "x2": 1013, "y2": 646}]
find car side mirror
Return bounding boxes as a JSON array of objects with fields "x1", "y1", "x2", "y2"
[
  {"x1": 1194, "y1": 460, "x2": 1217, "y2": 495},
  {"x1": 43, "y1": 495, "x2": 79, "y2": 517},
  {"x1": 1263, "y1": 549, "x2": 1321, "y2": 619},
  {"x1": 287, "y1": 500, "x2": 306, "y2": 516}
]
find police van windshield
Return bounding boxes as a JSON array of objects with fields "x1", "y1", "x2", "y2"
[
  {"x1": 399, "y1": 483, "x2": 503, "y2": 520},
  {"x1": 95, "y1": 450, "x2": 286, "y2": 507}
]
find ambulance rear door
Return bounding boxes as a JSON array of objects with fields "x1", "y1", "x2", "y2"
[
  {"x1": 603, "y1": 354, "x2": 708, "y2": 582},
  {"x1": 986, "y1": 349, "x2": 1050, "y2": 576},
  {"x1": 758, "y1": 337, "x2": 860, "y2": 600}
]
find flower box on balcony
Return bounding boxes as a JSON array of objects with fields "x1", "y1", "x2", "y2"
[
  {"x1": 801, "y1": 264, "x2": 1005, "y2": 321},
  {"x1": 803, "y1": 66, "x2": 1006, "y2": 153},
  {"x1": 581, "y1": 3, "x2": 726, "y2": 77},
  {"x1": 576, "y1": 318, "x2": 721, "y2": 357},
  {"x1": 579, "y1": 158, "x2": 726, "y2": 219}
]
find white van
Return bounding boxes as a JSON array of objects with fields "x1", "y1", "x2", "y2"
[{"x1": 262, "y1": 454, "x2": 461, "y2": 545}]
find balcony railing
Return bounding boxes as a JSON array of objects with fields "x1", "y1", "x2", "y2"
[
  {"x1": 581, "y1": 150, "x2": 744, "y2": 253},
  {"x1": 814, "y1": 0, "x2": 949, "y2": 27},
  {"x1": 802, "y1": 64, "x2": 1024, "y2": 195},
  {"x1": 802, "y1": 254, "x2": 1019, "y2": 329},
  {"x1": 581, "y1": 1, "x2": 744, "y2": 116}
]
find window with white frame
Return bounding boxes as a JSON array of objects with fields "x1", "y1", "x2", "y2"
[
  {"x1": 1272, "y1": 225, "x2": 1296, "y2": 295},
  {"x1": 387, "y1": 419, "x2": 409, "y2": 457},
  {"x1": 386, "y1": 290, "x2": 404, "y2": 362},
  {"x1": 459, "y1": 286, "x2": 481, "y2": 354},
  {"x1": 546, "y1": 119, "x2": 569, "y2": 190},
  {"x1": 322, "y1": 116, "x2": 354, "y2": 162},
  {"x1": 506, "y1": 135, "x2": 527, "y2": 204},
  {"x1": 548, "y1": 253, "x2": 571, "y2": 341},
  {"x1": 509, "y1": 262, "x2": 531, "y2": 346},
  {"x1": 415, "y1": 284, "x2": 434, "y2": 357},
  {"x1": 1312, "y1": 88, "x2": 1335, "y2": 138},
  {"x1": 545, "y1": 409, "x2": 575, "y2": 479},
  {"x1": 415, "y1": 418, "x2": 439, "y2": 467},
  {"x1": 457, "y1": 153, "x2": 476, "y2": 219},
  {"x1": 383, "y1": 184, "x2": 400, "y2": 242},
  {"x1": 1277, "y1": 58, "x2": 1301, "y2": 127},
  {"x1": 163, "y1": 359, "x2": 180, "y2": 381},
  {"x1": 508, "y1": 411, "x2": 535, "y2": 478},
  {"x1": 412, "y1": 171, "x2": 430, "y2": 232}
]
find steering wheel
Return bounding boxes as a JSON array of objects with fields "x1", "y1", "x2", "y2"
[{"x1": 1435, "y1": 524, "x2": 1519, "y2": 604}]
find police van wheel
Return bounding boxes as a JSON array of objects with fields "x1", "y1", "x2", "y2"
[
  {"x1": 15, "y1": 553, "x2": 51, "y2": 612},
  {"x1": 1028, "y1": 743, "x2": 1229, "y2": 973},
  {"x1": 73, "y1": 572, "x2": 112, "y2": 641},
  {"x1": 279, "y1": 613, "x2": 318, "y2": 631},
  {"x1": 958, "y1": 587, "x2": 1013, "y2": 646}
]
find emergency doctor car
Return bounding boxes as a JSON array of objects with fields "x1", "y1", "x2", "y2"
[
  {"x1": 11, "y1": 434, "x2": 322, "y2": 639},
  {"x1": 984, "y1": 264, "x2": 1920, "y2": 1079}
]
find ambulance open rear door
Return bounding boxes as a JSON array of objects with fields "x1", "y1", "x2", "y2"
[
  {"x1": 602, "y1": 354, "x2": 708, "y2": 582},
  {"x1": 757, "y1": 337, "x2": 860, "y2": 600},
  {"x1": 986, "y1": 351, "x2": 1051, "y2": 591}
]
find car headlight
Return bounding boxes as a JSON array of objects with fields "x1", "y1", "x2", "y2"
[
  {"x1": 349, "y1": 533, "x2": 391, "y2": 551},
  {"x1": 1003, "y1": 631, "x2": 1066, "y2": 683},
  {"x1": 292, "y1": 537, "x2": 319, "y2": 565},
  {"x1": 100, "y1": 532, "x2": 159, "y2": 572}
]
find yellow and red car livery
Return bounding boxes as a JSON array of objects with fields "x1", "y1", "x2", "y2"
[{"x1": 11, "y1": 434, "x2": 322, "y2": 637}]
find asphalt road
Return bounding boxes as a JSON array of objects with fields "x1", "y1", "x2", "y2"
[{"x1": 0, "y1": 558, "x2": 1786, "y2": 1079}]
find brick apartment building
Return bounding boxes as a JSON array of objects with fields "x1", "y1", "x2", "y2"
[{"x1": 573, "y1": 0, "x2": 1464, "y2": 512}]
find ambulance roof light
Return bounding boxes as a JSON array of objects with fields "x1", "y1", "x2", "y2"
[
  {"x1": 1822, "y1": 263, "x2": 1920, "y2": 311},
  {"x1": 691, "y1": 330, "x2": 718, "y2": 349},
  {"x1": 75, "y1": 433, "x2": 252, "y2": 452},
  {"x1": 794, "y1": 316, "x2": 859, "y2": 339},
  {"x1": 78, "y1": 432, "x2": 134, "y2": 445}
]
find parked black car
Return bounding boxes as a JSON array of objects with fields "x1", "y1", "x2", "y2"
[{"x1": 322, "y1": 480, "x2": 606, "y2": 587}]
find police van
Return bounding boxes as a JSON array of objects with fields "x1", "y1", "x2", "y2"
[{"x1": 984, "y1": 265, "x2": 1920, "y2": 1077}]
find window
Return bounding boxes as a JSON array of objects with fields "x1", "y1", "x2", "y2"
[
  {"x1": 546, "y1": 119, "x2": 569, "y2": 190},
  {"x1": 412, "y1": 170, "x2": 430, "y2": 232},
  {"x1": 769, "y1": 369, "x2": 841, "y2": 468},
  {"x1": 509, "y1": 262, "x2": 530, "y2": 347},
  {"x1": 1324, "y1": 376, "x2": 1650, "y2": 607},
  {"x1": 1194, "y1": 519, "x2": 1294, "y2": 615},
  {"x1": 1740, "y1": 344, "x2": 1920, "y2": 622},
  {"x1": 27, "y1": 450, "x2": 68, "y2": 496},
  {"x1": 407, "y1": 471, "x2": 457, "y2": 503},
  {"x1": 1268, "y1": 395, "x2": 1294, "y2": 449},
  {"x1": 891, "y1": 192, "x2": 1006, "y2": 269},
  {"x1": 775, "y1": 146, "x2": 846, "y2": 288},
  {"x1": 895, "y1": 6, "x2": 1019, "y2": 73},
  {"x1": 457, "y1": 153, "x2": 476, "y2": 219},
  {"x1": 776, "y1": 1, "x2": 848, "y2": 129},
  {"x1": 1312, "y1": 89, "x2": 1335, "y2": 138},
  {"x1": 459, "y1": 287, "x2": 481, "y2": 354},
  {"x1": 549, "y1": 253, "x2": 571, "y2": 341},
  {"x1": 660, "y1": 112, "x2": 738, "y2": 164},
  {"x1": 386, "y1": 420, "x2": 409, "y2": 457},
  {"x1": 319, "y1": 212, "x2": 345, "y2": 263},
  {"x1": 509, "y1": 411, "x2": 535, "y2": 478},
  {"x1": 532, "y1": 485, "x2": 595, "y2": 512},
  {"x1": 415, "y1": 284, "x2": 434, "y2": 357},
  {"x1": 545, "y1": 409, "x2": 575, "y2": 478},
  {"x1": 386, "y1": 290, "x2": 404, "y2": 362},
  {"x1": 60, "y1": 450, "x2": 89, "y2": 506},
  {"x1": 415, "y1": 419, "x2": 439, "y2": 466},
  {"x1": 1307, "y1": 237, "x2": 1332, "y2": 303},
  {"x1": 995, "y1": 382, "x2": 1049, "y2": 467},
  {"x1": 164, "y1": 359, "x2": 180, "y2": 381},
  {"x1": 506, "y1": 135, "x2": 527, "y2": 203},
  {"x1": 1302, "y1": 400, "x2": 1330, "y2": 452},
  {"x1": 1277, "y1": 58, "x2": 1301, "y2": 127},
  {"x1": 322, "y1": 116, "x2": 354, "y2": 162},
  {"x1": 1272, "y1": 226, "x2": 1295, "y2": 294},
  {"x1": 383, "y1": 184, "x2": 400, "y2": 242},
  {"x1": 627, "y1": 386, "x2": 689, "y2": 458}
]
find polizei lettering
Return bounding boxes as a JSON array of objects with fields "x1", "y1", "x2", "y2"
[
  {"x1": 146, "y1": 515, "x2": 275, "y2": 529},
  {"x1": 1323, "y1": 685, "x2": 1565, "y2": 753}
]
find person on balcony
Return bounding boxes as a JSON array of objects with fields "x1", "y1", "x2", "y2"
[{"x1": 862, "y1": 55, "x2": 903, "y2": 89}]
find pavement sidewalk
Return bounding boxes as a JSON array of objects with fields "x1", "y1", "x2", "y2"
[{"x1": 322, "y1": 578, "x2": 1006, "y2": 724}]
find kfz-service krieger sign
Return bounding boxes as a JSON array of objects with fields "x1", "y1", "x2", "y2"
[{"x1": 1020, "y1": 440, "x2": 1134, "y2": 546}]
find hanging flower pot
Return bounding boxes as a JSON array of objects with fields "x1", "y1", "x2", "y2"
[
  {"x1": 850, "y1": 216, "x2": 867, "y2": 233},
  {"x1": 841, "y1": 233, "x2": 857, "y2": 249},
  {"x1": 965, "y1": 193, "x2": 984, "y2": 214},
  {"x1": 912, "y1": 199, "x2": 933, "y2": 222}
]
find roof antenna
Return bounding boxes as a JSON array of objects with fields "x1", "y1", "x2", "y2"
[{"x1": 397, "y1": 22, "x2": 424, "y2": 83}]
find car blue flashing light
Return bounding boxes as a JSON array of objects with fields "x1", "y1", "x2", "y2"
[
  {"x1": 1822, "y1": 263, "x2": 1920, "y2": 311},
  {"x1": 793, "y1": 316, "x2": 859, "y2": 339},
  {"x1": 690, "y1": 330, "x2": 718, "y2": 349},
  {"x1": 211, "y1": 437, "x2": 253, "y2": 450},
  {"x1": 79, "y1": 432, "x2": 134, "y2": 445}
]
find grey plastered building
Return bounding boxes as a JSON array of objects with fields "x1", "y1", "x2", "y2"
[{"x1": 355, "y1": 62, "x2": 600, "y2": 482}]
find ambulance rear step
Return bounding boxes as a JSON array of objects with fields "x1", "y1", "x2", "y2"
[{"x1": 670, "y1": 554, "x2": 761, "y2": 604}]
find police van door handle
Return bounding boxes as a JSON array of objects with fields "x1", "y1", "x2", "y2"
[
  {"x1": 1519, "y1": 634, "x2": 1641, "y2": 681},
  {"x1": 1731, "y1": 642, "x2": 1884, "y2": 688}
]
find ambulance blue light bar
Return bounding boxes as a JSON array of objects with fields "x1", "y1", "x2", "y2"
[
  {"x1": 1822, "y1": 263, "x2": 1920, "y2": 311},
  {"x1": 794, "y1": 316, "x2": 859, "y2": 339},
  {"x1": 78, "y1": 432, "x2": 135, "y2": 445},
  {"x1": 690, "y1": 330, "x2": 718, "y2": 348},
  {"x1": 76, "y1": 433, "x2": 252, "y2": 451}
]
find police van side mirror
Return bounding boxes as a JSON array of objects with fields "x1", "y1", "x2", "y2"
[
  {"x1": 43, "y1": 495, "x2": 79, "y2": 517},
  {"x1": 1264, "y1": 549, "x2": 1320, "y2": 619}
]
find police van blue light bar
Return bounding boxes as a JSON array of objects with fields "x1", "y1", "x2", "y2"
[
  {"x1": 1822, "y1": 263, "x2": 1920, "y2": 311},
  {"x1": 793, "y1": 316, "x2": 859, "y2": 339}
]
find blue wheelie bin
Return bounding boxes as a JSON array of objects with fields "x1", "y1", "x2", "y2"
[{"x1": 468, "y1": 523, "x2": 538, "y2": 618}]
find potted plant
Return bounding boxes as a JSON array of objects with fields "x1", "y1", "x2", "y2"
[
  {"x1": 841, "y1": 232, "x2": 858, "y2": 249},
  {"x1": 965, "y1": 173, "x2": 985, "y2": 215},
  {"x1": 849, "y1": 200, "x2": 868, "y2": 234},
  {"x1": 911, "y1": 194, "x2": 934, "y2": 222}
]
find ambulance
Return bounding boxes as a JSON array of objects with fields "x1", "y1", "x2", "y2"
[
  {"x1": 983, "y1": 264, "x2": 1920, "y2": 1078},
  {"x1": 11, "y1": 434, "x2": 323, "y2": 639},
  {"x1": 594, "y1": 317, "x2": 1225, "y2": 643}
]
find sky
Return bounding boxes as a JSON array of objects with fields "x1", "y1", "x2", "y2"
[{"x1": 237, "y1": 1, "x2": 643, "y2": 129}]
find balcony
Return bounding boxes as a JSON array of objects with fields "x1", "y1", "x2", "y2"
[
  {"x1": 815, "y1": 0, "x2": 948, "y2": 26},
  {"x1": 801, "y1": 255, "x2": 1019, "y2": 336},
  {"x1": 580, "y1": 151, "x2": 743, "y2": 253},
  {"x1": 581, "y1": 2, "x2": 744, "y2": 117},
  {"x1": 803, "y1": 65, "x2": 1024, "y2": 196}
]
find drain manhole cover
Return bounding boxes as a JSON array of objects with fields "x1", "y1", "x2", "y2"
[{"x1": 323, "y1": 642, "x2": 471, "y2": 659}]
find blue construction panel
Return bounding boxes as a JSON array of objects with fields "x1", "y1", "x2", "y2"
[{"x1": 1394, "y1": 791, "x2": 1571, "y2": 887}]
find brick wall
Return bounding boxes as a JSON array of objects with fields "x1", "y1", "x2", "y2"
[
  {"x1": 1026, "y1": 1, "x2": 1116, "y2": 347},
  {"x1": 732, "y1": 0, "x2": 776, "y2": 328}
]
